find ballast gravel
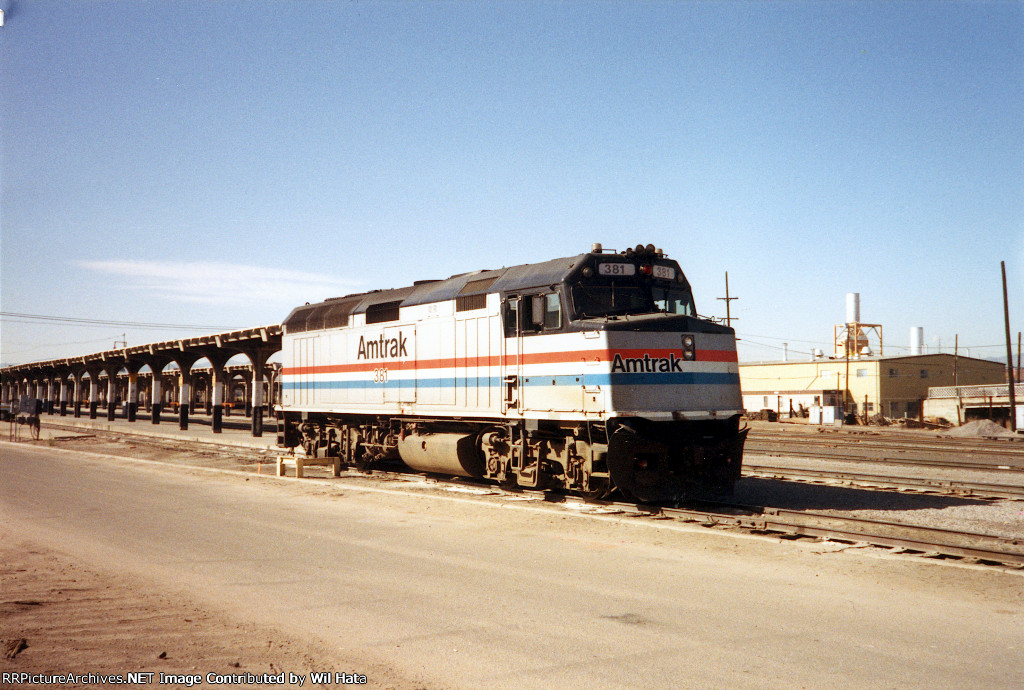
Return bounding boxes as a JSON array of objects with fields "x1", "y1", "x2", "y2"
[{"x1": 732, "y1": 474, "x2": 1024, "y2": 541}]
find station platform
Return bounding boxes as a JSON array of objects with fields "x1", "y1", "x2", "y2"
[{"x1": 26, "y1": 409, "x2": 281, "y2": 451}]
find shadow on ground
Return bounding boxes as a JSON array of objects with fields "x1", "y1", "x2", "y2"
[{"x1": 729, "y1": 476, "x2": 993, "y2": 512}]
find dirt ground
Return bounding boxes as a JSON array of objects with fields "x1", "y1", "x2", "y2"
[
  {"x1": 0, "y1": 535, "x2": 415, "y2": 689},
  {"x1": 3, "y1": 427, "x2": 1022, "y2": 689},
  {"x1": 0, "y1": 432, "x2": 428, "y2": 689}
]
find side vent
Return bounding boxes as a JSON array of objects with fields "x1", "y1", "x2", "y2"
[
  {"x1": 455, "y1": 276, "x2": 497, "y2": 312},
  {"x1": 365, "y1": 300, "x2": 402, "y2": 324},
  {"x1": 323, "y1": 299, "x2": 360, "y2": 329},
  {"x1": 456, "y1": 294, "x2": 487, "y2": 312}
]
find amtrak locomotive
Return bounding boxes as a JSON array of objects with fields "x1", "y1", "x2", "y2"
[{"x1": 278, "y1": 243, "x2": 746, "y2": 502}]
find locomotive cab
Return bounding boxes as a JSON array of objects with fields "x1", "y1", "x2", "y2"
[{"x1": 569, "y1": 248, "x2": 696, "y2": 321}]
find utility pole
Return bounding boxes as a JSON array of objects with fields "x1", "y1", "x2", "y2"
[
  {"x1": 1001, "y1": 262, "x2": 1017, "y2": 432},
  {"x1": 844, "y1": 345, "x2": 850, "y2": 424},
  {"x1": 717, "y1": 272, "x2": 739, "y2": 329},
  {"x1": 954, "y1": 334, "x2": 962, "y2": 426}
]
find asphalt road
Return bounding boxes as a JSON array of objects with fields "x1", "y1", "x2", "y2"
[{"x1": 2, "y1": 442, "x2": 1022, "y2": 689}]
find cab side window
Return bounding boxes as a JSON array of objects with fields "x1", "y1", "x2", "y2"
[
  {"x1": 506, "y1": 293, "x2": 563, "y2": 335},
  {"x1": 543, "y1": 293, "x2": 561, "y2": 329},
  {"x1": 526, "y1": 293, "x2": 561, "y2": 333},
  {"x1": 504, "y1": 299, "x2": 519, "y2": 337}
]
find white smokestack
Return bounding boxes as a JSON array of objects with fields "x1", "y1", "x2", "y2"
[
  {"x1": 910, "y1": 327, "x2": 924, "y2": 355},
  {"x1": 846, "y1": 293, "x2": 860, "y2": 324}
]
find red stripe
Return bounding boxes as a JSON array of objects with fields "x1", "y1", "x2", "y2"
[
  {"x1": 281, "y1": 346, "x2": 736, "y2": 376},
  {"x1": 611, "y1": 348, "x2": 736, "y2": 362},
  {"x1": 698, "y1": 349, "x2": 738, "y2": 362}
]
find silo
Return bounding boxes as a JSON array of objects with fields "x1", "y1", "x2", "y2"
[{"x1": 846, "y1": 293, "x2": 860, "y2": 324}]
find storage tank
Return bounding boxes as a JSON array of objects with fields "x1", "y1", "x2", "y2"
[
  {"x1": 910, "y1": 327, "x2": 924, "y2": 355},
  {"x1": 846, "y1": 293, "x2": 860, "y2": 324}
]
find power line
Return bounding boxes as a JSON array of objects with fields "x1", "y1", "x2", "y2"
[
  {"x1": 737, "y1": 332, "x2": 832, "y2": 346},
  {"x1": 1, "y1": 334, "x2": 123, "y2": 357},
  {"x1": 0, "y1": 312, "x2": 236, "y2": 331},
  {"x1": 738, "y1": 329, "x2": 1008, "y2": 352}
]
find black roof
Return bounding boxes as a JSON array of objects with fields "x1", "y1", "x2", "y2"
[
  {"x1": 283, "y1": 253, "x2": 590, "y2": 332},
  {"x1": 283, "y1": 249, "x2": 692, "y2": 333}
]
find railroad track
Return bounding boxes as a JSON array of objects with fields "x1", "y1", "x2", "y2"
[
  {"x1": 412, "y1": 478, "x2": 1024, "y2": 568},
  {"x1": 357, "y1": 473, "x2": 1024, "y2": 569},
  {"x1": 655, "y1": 501, "x2": 1024, "y2": 568},
  {"x1": 747, "y1": 448, "x2": 1024, "y2": 473},
  {"x1": 742, "y1": 463, "x2": 1024, "y2": 500},
  {"x1": 748, "y1": 429, "x2": 1024, "y2": 461},
  {"x1": 746, "y1": 429, "x2": 1024, "y2": 477}
]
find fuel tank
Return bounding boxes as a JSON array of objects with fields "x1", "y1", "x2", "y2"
[{"x1": 397, "y1": 432, "x2": 486, "y2": 478}]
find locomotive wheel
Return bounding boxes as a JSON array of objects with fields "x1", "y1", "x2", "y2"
[
  {"x1": 498, "y1": 472, "x2": 522, "y2": 493},
  {"x1": 579, "y1": 486, "x2": 613, "y2": 501},
  {"x1": 355, "y1": 450, "x2": 377, "y2": 473},
  {"x1": 578, "y1": 474, "x2": 613, "y2": 500}
]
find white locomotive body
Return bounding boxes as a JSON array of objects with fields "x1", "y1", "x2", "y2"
[{"x1": 279, "y1": 244, "x2": 746, "y2": 501}]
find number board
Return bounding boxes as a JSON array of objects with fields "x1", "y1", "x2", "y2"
[
  {"x1": 598, "y1": 263, "x2": 636, "y2": 276},
  {"x1": 652, "y1": 265, "x2": 675, "y2": 280}
]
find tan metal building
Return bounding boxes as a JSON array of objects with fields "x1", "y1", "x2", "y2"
[{"x1": 739, "y1": 354, "x2": 1006, "y2": 420}]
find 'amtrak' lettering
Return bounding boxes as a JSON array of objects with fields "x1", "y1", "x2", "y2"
[
  {"x1": 357, "y1": 332, "x2": 408, "y2": 360},
  {"x1": 611, "y1": 353, "x2": 685, "y2": 373}
]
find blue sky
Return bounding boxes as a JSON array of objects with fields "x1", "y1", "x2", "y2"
[{"x1": 2, "y1": 0, "x2": 1022, "y2": 366}]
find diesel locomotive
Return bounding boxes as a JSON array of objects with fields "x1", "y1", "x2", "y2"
[{"x1": 278, "y1": 243, "x2": 746, "y2": 502}]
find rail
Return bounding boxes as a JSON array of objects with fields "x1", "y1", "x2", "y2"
[{"x1": 742, "y1": 463, "x2": 1024, "y2": 500}]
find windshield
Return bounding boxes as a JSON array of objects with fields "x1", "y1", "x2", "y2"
[
  {"x1": 571, "y1": 281, "x2": 695, "y2": 318},
  {"x1": 652, "y1": 286, "x2": 695, "y2": 315}
]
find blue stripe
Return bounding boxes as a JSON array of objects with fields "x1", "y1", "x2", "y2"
[
  {"x1": 283, "y1": 372, "x2": 738, "y2": 391},
  {"x1": 591, "y1": 372, "x2": 740, "y2": 386},
  {"x1": 283, "y1": 377, "x2": 498, "y2": 391}
]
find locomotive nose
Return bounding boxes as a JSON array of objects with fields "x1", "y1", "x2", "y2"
[{"x1": 607, "y1": 421, "x2": 747, "y2": 503}]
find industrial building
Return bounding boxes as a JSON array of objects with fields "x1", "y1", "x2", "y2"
[
  {"x1": 740, "y1": 353, "x2": 1006, "y2": 421},
  {"x1": 739, "y1": 292, "x2": 1010, "y2": 423}
]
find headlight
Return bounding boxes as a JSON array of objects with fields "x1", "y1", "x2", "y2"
[{"x1": 682, "y1": 334, "x2": 696, "y2": 360}]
